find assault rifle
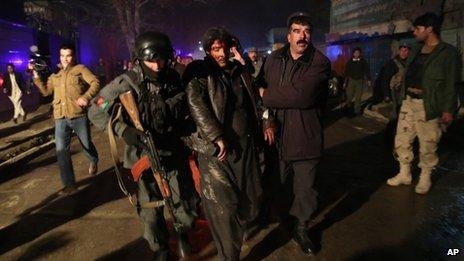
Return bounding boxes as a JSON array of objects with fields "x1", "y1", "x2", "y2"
[{"x1": 119, "y1": 90, "x2": 190, "y2": 258}]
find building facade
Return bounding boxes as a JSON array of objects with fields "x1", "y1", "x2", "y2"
[{"x1": 325, "y1": 0, "x2": 463, "y2": 82}]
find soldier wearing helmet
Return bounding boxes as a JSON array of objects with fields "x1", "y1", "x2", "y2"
[{"x1": 88, "y1": 31, "x2": 198, "y2": 259}]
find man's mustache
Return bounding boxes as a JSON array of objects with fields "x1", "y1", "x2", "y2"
[{"x1": 297, "y1": 40, "x2": 308, "y2": 45}]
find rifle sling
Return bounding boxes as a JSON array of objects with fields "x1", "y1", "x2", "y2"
[{"x1": 108, "y1": 103, "x2": 164, "y2": 209}]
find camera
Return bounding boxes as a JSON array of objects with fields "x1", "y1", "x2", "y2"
[
  {"x1": 28, "y1": 45, "x2": 49, "y2": 72},
  {"x1": 230, "y1": 36, "x2": 244, "y2": 54}
]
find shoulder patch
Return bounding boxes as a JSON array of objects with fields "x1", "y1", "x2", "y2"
[{"x1": 96, "y1": 96, "x2": 109, "y2": 111}]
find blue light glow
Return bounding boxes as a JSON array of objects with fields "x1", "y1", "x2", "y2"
[
  {"x1": 8, "y1": 58, "x2": 24, "y2": 66},
  {"x1": 326, "y1": 45, "x2": 343, "y2": 62}
]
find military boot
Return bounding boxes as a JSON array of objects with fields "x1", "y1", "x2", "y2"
[
  {"x1": 415, "y1": 168, "x2": 433, "y2": 194},
  {"x1": 387, "y1": 164, "x2": 412, "y2": 186}
]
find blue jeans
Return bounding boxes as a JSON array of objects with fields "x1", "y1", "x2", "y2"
[{"x1": 55, "y1": 116, "x2": 98, "y2": 186}]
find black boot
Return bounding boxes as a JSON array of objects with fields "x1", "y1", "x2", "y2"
[
  {"x1": 176, "y1": 233, "x2": 191, "y2": 259},
  {"x1": 258, "y1": 201, "x2": 271, "y2": 228},
  {"x1": 293, "y1": 224, "x2": 316, "y2": 256},
  {"x1": 153, "y1": 248, "x2": 169, "y2": 261}
]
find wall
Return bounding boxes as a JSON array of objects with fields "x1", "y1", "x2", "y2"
[
  {"x1": 325, "y1": 36, "x2": 394, "y2": 81},
  {"x1": 330, "y1": 0, "x2": 396, "y2": 34}
]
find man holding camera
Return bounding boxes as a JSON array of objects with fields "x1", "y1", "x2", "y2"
[{"x1": 29, "y1": 43, "x2": 100, "y2": 195}]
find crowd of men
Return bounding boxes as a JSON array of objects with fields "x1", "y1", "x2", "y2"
[{"x1": 4, "y1": 11, "x2": 460, "y2": 260}]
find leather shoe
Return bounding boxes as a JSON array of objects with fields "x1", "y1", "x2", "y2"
[
  {"x1": 293, "y1": 225, "x2": 316, "y2": 255},
  {"x1": 58, "y1": 185, "x2": 78, "y2": 196}
]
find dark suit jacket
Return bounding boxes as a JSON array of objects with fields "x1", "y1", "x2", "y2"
[
  {"x1": 3, "y1": 72, "x2": 28, "y2": 96},
  {"x1": 259, "y1": 44, "x2": 331, "y2": 160}
]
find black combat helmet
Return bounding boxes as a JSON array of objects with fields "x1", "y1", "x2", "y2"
[{"x1": 133, "y1": 31, "x2": 174, "y2": 62}]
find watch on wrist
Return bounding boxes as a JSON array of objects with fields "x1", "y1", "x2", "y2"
[{"x1": 262, "y1": 109, "x2": 269, "y2": 120}]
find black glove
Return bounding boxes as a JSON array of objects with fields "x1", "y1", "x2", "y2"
[{"x1": 122, "y1": 127, "x2": 147, "y2": 150}]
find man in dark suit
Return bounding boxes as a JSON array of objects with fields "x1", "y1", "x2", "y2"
[{"x1": 258, "y1": 12, "x2": 331, "y2": 256}]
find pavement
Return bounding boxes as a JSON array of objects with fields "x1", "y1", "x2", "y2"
[
  {"x1": 0, "y1": 104, "x2": 54, "y2": 169},
  {"x1": 1, "y1": 99, "x2": 464, "y2": 260}
]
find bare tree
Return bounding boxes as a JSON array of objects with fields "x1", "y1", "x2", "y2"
[
  {"x1": 112, "y1": 0, "x2": 150, "y2": 54},
  {"x1": 112, "y1": 0, "x2": 222, "y2": 54}
]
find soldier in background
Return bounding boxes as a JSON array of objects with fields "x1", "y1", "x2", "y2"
[
  {"x1": 382, "y1": 42, "x2": 411, "y2": 118},
  {"x1": 387, "y1": 13, "x2": 459, "y2": 194}
]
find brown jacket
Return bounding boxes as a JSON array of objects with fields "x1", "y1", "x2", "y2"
[{"x1": 34, "y1": 64, "x2": 100, "y2": 119}]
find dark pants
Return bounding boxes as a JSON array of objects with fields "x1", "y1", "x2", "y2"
[
  {"x1": 197, "y1": 138, "x2": 261, "y2": 261},
  {"x1": 55, "y1": 116, "x2": 98, "y2": 187},
  {"x1": 279, "y1": 158, "x2": 319, "y2": 225},
  {"x1": 390, "y1": 88, "x2": 402, "y2": 119},
  {"x1": 346, "y1": 78, "x2": 364, "y2": 114},
  {"x1": 137, "y1": 163, "x2": 198, "y2": 254}
]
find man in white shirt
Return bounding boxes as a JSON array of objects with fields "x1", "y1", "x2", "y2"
[{"x1": 3, "y1": 63, "x2": 28, "y2": 123}]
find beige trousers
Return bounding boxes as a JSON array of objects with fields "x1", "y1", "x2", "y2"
[{"x1": 394, "y1": 96, "x2": 442, "y2": 169}]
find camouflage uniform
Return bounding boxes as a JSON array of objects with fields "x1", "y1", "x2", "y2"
[
  {"x1": 395, "y1": 96, "x2": 442, "y2": 169},
  {"x1": 388, "y1": 41, "x2": 459, "y2": 194}
]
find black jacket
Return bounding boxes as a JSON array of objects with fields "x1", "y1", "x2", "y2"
[
  {"x1": 344, "y1": 57, "x2": 371, "y2": 81},
  {"x1": 3, "y1": 72, "x2": 28, "y2": 96},
  {"x1": 184, "y1": 57, "x2": 267, "y2": 145},
  {"x1": 259, "y1": 44, "x2": 330, "y2": 160}
]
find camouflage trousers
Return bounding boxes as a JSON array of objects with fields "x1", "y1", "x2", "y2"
[{"x1": 394, "y1": 96, "x2": 442, "y2": 169}]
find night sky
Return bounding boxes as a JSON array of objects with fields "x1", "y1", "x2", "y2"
[
  {"x1": 166, "y1": 0, "x2": 330, "y2": 51},
  {"x1": 1, "y1": 0, "x2": 330, "y2": 54},
  {"x1": 0, "y1": 0, "x2": 24, "y2": 24}
]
